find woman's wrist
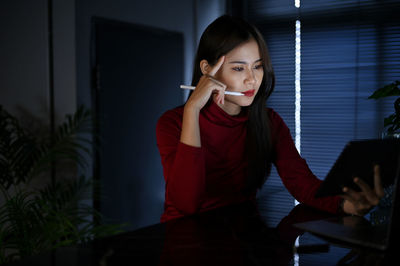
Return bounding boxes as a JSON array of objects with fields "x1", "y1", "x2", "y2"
[
  {"x1": 342, "y1": 199, "x2": 353, "y2": 215},
  {"x1": 181, "y1": 104, "x2": 201, "y2": 147},
  {"x1": 340, "y1": 199, "x2": 357, "y2": 216},
  {"x1": 338, "y1": 198, "x2": 346, "y2": 215},
  {"x1": 183, "y1": 102, "x2": 201, "y2": 116}
]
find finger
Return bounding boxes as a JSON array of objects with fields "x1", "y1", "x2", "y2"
[
  {"x1": 342, "y1": 186, "x2": 362, "y2": 202},
  {"x1": 340, "y1": 189, "x2": 365, "y2": 207},
  {"x1": 215, "y1": 87, "x2": 225, "y2": 105},
  {"x1": 197, "y1": 75, "x2": 225, "y2": 95},
  {"x1": 353, "y1": 177, "x2": 375, "y2": 198},
  {"x1": 374, "y1": 165, "x2": 384, "y2": 198},
  {"x1": 208, "y1": 56, "x2": 225, "y2": 76},
  {"x1": 207, "y1": 75, "x2": 226, "y2": 89},
  {"x1": 214, "y1": 91, "x2": 221, "y2": 104},
  {"x1": 342, "y1": 186, "x2": 374, "y2": 209},
  {"x1": 340, "y1": 194, "x2": 371, "y2": 216},
  {"x1": 340, "y1": 193, "x2": 356, "y2": 205},
  {"x1": 353, "y1": 176, "x2": 380, "y2": 206},
  {"x1": 196, "y1": 74, "x2": 210, "y2": 89}
]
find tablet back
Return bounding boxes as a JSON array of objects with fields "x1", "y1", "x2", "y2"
[{"x1": 315, "y1": 138, "x2": 400, "y2": 198}]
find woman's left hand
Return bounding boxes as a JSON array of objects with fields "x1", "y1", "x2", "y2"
[{"x1": 341, "y1": 165, "x2": 385, "y2": 216}]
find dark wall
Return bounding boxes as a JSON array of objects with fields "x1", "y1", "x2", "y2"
[
  {"x1": 93, "y1": 19, "x2": 183, "y2": 230},
  {"x1": 0, "y1": 0, "x2": 226, "y2": 230},
  {"x1": 76, "y1": 0, "x2": 226, "y2": 229}
]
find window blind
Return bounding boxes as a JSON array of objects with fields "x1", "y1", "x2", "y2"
[
  {"x1": 237, "y1": 0, "x2": 400, "y2": 226},
  {"x1": 256, "y1": 23, "x2": 296, "y2": 227}
]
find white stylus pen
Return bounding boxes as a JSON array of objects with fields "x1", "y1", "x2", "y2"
[{"x1": 180, "y1": 85, "x2": 244, "y2": 96}]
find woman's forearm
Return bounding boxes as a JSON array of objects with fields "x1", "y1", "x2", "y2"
[{"x1": 180, "y1": 104, "x2": 201, "y2": 147}]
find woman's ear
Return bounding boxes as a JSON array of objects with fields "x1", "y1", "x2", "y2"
[{"x1": 200, "y1": 60, "x2": 209, "y2": 75}]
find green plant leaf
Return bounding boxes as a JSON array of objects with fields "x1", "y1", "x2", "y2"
[
  {"x1": 368, "y1": 80, "x2": 400, "y2": 99},
  {"x1": 383, "y1": 114, "x2": 396, "y2": 128},
  {"x1": 0, "y1": 105, "x2": 125, "y2": 264}
]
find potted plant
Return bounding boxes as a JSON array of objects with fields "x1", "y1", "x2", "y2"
[
  {"x1": 0, "y1": 105, "x2": 125, "y2": 264},
  {"x1": 368, "y1": 80, "x2": 400, "y2": 137}
]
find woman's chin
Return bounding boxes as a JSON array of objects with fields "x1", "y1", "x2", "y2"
[{"x1": 238, "y1": 98, "x2": 255, "y2": 107}]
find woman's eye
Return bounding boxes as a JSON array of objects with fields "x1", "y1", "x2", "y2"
[
  {"x1": 254, "y1": 64, "x2": 263, "y2": 70},
  {"x1": 232, "y1": 67, "x2": 244, "y2": 71}
]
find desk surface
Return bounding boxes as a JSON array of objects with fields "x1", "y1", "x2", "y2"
[{"x1": 6, "y1": 201, "x2": 395, "y2": 266}]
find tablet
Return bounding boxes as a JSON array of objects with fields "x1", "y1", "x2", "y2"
[{"x1": 314, "y1": 138, "x2": 400, "y2": 198}]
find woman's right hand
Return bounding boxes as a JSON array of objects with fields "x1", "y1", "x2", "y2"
[{"x1": 185, "y1": 56, "x2": 226, "y2": 112}]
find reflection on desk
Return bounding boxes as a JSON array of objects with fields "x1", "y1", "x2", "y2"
[{"x1": 6, "y1": 201, "x2": 396, "y2": 266}]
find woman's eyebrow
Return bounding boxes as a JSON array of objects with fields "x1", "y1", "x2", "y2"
[{"x1": 228, "y1": 59, "x2": 262, "y2": 64}]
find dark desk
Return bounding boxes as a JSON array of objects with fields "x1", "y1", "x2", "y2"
[{"x1": 6, "y1": 201, "x2": 395, "y2": 266}]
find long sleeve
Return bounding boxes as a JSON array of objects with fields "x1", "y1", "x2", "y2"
[
  {"x1": 156, "y1": 102, "x2": 251, "y2": 222},
  {"x1": 156, "y1": 108, "x2": 206, "y2": 216},
  {"x1": 269, "y1": 109, "x2": 342, "y2": 214}
]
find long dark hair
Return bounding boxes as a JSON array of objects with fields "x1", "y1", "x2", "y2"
[{"x1": 190, "y1": 15, "x2": 276, "y2": 193}]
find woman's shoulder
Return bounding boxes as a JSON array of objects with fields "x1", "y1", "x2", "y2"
[
  {"x1": 156, "y1": 105, "x2": 185, "y2": 130},
  {"x1": 159, "y1": 105, "x2": 185, "y2": 119},
  {"x1": 266, "y1": 107, "x2": 285, "y2": 125},
  {"x1": 265, "y1": 107, "x2": 291, "y2": 139}
]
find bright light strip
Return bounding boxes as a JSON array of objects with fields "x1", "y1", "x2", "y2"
[
  {"x1": 294, "y1": 20, "x2": 301, "y2": 211},
  {"x1": 294, "y1": 4, "x2": 301, "y2": 263},
  {"x1": 294, "y1": 236, "x2": 300, "y2": 265},
  {"x1": 295, "y1": 20, "x2": 301, "y2": 155}
]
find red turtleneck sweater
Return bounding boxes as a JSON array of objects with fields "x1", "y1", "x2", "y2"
[{"x1": 156, "y1": 101, "x2": 341, "y2": 222}]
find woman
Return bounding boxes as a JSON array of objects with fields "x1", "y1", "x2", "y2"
[{"x1": 156, "y1": 15, "x2": 383, "y2": 223}]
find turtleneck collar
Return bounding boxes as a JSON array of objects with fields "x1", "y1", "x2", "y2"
[{"x1": 201, "y1": 100, "x2": 249, "y2": 127}]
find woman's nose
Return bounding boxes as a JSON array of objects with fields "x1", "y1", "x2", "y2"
[{"x1": 245, "y1": 69, "x2": 256, "y2": 85}]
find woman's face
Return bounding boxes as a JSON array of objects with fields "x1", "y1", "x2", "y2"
[{"x1": 214, "y1": 39, "x2": 264, "y2": 115}]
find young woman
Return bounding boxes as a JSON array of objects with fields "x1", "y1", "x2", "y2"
[{"x1": 156, "y1": 15, "x2": 383, "y2": 223}]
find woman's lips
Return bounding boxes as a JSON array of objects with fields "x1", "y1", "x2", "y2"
[{"x1": 243, "y1": 89, "x2": 255, "y2": 97}]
